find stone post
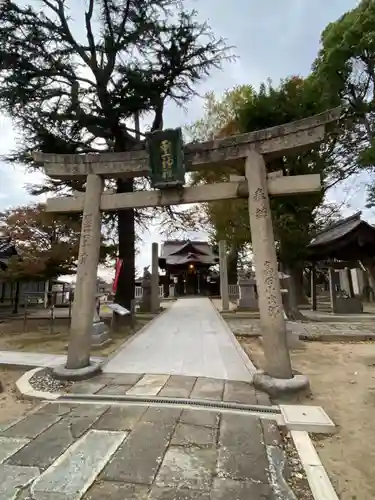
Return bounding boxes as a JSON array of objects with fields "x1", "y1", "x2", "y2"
[
  {"x1": 328, "y1": 267, "x2": 337, "y2": 313},
  {"x1": 151, "y1": 242, "x2": 160, "y2": 313},
  {"x1": 245, "y1": 150, "x2": 293, "y2": 380},
  {"x1": 311, "y1": 264, "x2": 317, "y2": 311},
  {"x1": 66, "y1": 174, "x2": 103, "y2": 371},
  {"x1": 219, "y1": 240, "x2": 229, "y2": 311}
]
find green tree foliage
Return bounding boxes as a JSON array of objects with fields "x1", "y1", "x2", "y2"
[
  {"x1": 313, "y1": 0, "x2": 375, "y2": 205},
  {"x1": 190, "y1": 77, "x2": 343, "y2": 262},
  {"x1": 188, "y1": 77, "x2": 349, "y2": 310},
  {"x1": 0, "y1": 0, "x2": 231, "y2": 309}
]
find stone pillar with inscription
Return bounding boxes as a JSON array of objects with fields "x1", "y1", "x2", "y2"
[
  {"x1": 151, "y1": 242, "x2": 160, "y2": 313},
  {"x1": 245, "y1": 150, "x2": 309, "y2": 395},
  {"x1": 219, "y1": 240, "x2": 230, "y2": 311},
  {"x1": 56, "y1": 174, "x2": 103, "y2": 378}
]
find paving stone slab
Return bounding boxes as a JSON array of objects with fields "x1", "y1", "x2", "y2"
[
  {"x1": 66, "y1": 407, "x2": 110, "y2": 439},
  {"x1": 6, "y1": 419, "x2": 74, "y2": 470},
  {"x1": 31, "y1": 430, "x2": 127, "y2": 499},
  {"x1": 0, "y1": 436, "x2": 30, "y2": 464},
  {"x1": 7, "y1": 411, "x2": 100, "y2": 470},
  {"x1": 88, "y1": 374, "x2": 117, "y2": 385},
  {"x1": 68, "y1": 381, "x2": 107, "y2": 394},
  {"x1": 111, "y1": 373, "x2": 144, "y2": 386},
  {"x1": 68, "y1": 404, "x2": 109, "y2": 419},
  {"x1": 17, "y1": 491, "x2": 68, "y2": 500},
  {"x1": 2, "y1": 413, "x2": 61, "y2": 439},
  {"x1": 84, "y1": 481, "x2": 149, "y2": 500},
  {"x1": 33, "y1": 403, "x2": 77, "y2": 416},
  {"x1": 217, "y1": 414, "x2": 269, "y2": 483},
  {"x1": 142, "y1": 407, "x2": 182, "y2": 427},
  {"x1": 255, "y1": 390, "x2": 272, "y2": 406},
  {"x1": 96, "y1": 384, "x2": 132, "y2": 395},
  {"x1": 149, "y1": 486, "x2": 211, "y2": 499},
  {"x1": 223, "y1": 381, "x2": 257, "y2": 405},
  {"x1": 261, "y1": 419, "x2": 282, "y2": 446},
  {"x1": 266, "y1": 444, "x2": 294, "y2": 500},
  {"x1": 126, "y1": 374, "x2": 169, "y2": 396},
  {"x1": 211, "y1": 478, "x2": 274, "y2": 500},
  {"x1": 93, "y1": 406, "x2": 147, "y2": 431},
  {"x1": 190, "y1": 378, "x2": 224, "y2": 401},
  {"x1": 158, "y1": 376, "x2": 197, "y2": 398},
  {"x1": 0, "y1": 464, "x2": 40, "y2": 500},
  {"x1": 101, "y1": 421, "x2": 174, "y2": 485},
  {"x1": 155, "y1": 446, "x2": 217, "y2": 490},
  {"x1": 171, "y1": 423, "x2": 217, "y2": 448},
  {"x1": 0, "y1": 417, "x2": 25, "y2": 432},
  {"x1": 179, "y1": 409, "x2": 219, "y2": 429}
]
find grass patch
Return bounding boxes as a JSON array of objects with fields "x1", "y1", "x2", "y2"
[{"x1": 0, "y1": 318, "x2": 150, "y2": 357}]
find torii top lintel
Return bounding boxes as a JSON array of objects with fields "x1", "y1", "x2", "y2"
[{"x1": 32, "y1": 107, "x2": 341, "y2": 179}]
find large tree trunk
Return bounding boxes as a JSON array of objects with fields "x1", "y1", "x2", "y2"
[
  {"x1": 283, "y1": 263, "x2": 306, "y2": 321},
  {"x1": 12, "y1": 281, "x2": 20, "y2": 315},
  {"x1": 114, "y1": 178, "x2": 135, "y2": 328},
  {"x1": 227, "y1": 244, "x2": 238, "y2": 284},
  {"x1": 293, "y1": 266, "x2": 309, "y2": 305}
]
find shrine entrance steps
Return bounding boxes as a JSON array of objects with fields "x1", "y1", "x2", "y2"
[{"x1": 103, "y1": 298, "x2": 255, "y2": 381}]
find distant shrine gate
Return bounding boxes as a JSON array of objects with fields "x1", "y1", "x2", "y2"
[{"x1": 34, "y1": 107, "x2": 340, "y2": 381}]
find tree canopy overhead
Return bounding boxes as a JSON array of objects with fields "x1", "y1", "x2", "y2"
[
  {"x1": 190, "y1": 77, "x2": 346, "y2": 260},
  {"x1": 313, "y1": 0, "x2": 375, "y2": 205},
  {"x1": 187, "y1": 76, "x2": 351, "y2": 312},
  {"x1": 0, "y1": 0, "x2": 232, "y2": 309}
]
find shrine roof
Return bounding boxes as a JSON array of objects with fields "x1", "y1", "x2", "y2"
[
  {"x1": 308, "y1": 212, "x2": 375, "y2": 260},
  {"x1": 160, "y1": 240, "x2": 218, "y2": 266}
]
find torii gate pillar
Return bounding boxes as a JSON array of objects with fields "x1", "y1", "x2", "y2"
[
  {"x1": 246, "y1": 151, "x2": 309, "y2": 395},
  {"x1": 57, "y1": 174, "x2": 103, "y2": 379}
]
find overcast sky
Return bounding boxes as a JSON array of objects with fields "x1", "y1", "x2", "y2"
[{"x1": 0, "y1": 0, "x2": 367, "y2": 282}]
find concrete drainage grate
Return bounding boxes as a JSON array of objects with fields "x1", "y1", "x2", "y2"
[{"x1": 57, "y1": 393, "x2": 281, "y2": 415}]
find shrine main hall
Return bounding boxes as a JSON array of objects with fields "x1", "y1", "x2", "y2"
[{"x1": 159, "y1": 240, "x2": 219, "y2": 297}]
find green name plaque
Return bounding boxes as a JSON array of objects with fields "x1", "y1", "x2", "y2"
[{"x1": 147, "y1": 127, "x2": 185, "y2": 189}]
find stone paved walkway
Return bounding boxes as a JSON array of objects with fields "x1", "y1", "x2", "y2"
[
  {"x1": 228, "y1": 318, "x2": 375, "y2": 341},
  {"x1": 0, "y1": 351, "x2": 104, "y2": 368},
  {"x1": 0, "y1": 374, "x2": 292, "y2": 500},
  {"x1": 104, "y1": 298, "x2": 255, "y2": 381},
  {"x1": 64, "y1": 372, "x2": 270, "y2": 403}
]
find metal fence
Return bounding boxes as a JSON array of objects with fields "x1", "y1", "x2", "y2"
[
  {"x1": 135, "y1": 286, "x2": 164, "y2": 298},
  {"x1": 228, "y1": 284, "x2": 239, "y2": 297}
]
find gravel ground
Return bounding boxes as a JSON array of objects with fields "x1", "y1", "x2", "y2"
[
  {"x1": 281, "y1": 430, "x2": 314, "y2": 500},
  {"x1": 28, "y1": 368, "x2": 70, "y2": 393}
]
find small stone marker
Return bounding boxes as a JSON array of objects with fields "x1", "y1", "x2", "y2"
[
  {"x1": 91, "y1": 295, "x2": 111, "y2": 347},
  {"x1": 107, "y1": 303, "x2": 131, "y2": 316}
]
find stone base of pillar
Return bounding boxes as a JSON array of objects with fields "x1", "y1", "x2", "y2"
[
  {"x1": 91, "y1": 321, "x2": 111, "y2": 348},
  {"x1": 253, "y1": 371, "x2": 310, "y2": 399},
  {"x1": 52, "y1": 361, "x2": 102, "y2": 381}
]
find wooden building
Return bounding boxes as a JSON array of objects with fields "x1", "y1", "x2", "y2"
[
  {"x1": 308, "y1": 212, "x2": 375, "y2": 311},
  {"x1": 159, "y1": 240, "x2": 219, "y2": 296}
]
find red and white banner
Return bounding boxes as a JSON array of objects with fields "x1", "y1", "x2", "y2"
[{"x1": 112, "y1": 259, "x2": 123, "y2": 294}]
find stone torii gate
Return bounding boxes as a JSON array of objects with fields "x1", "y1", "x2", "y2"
[{"x1": 34, "y1": 107, "x2": 340, "y2": 393}]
